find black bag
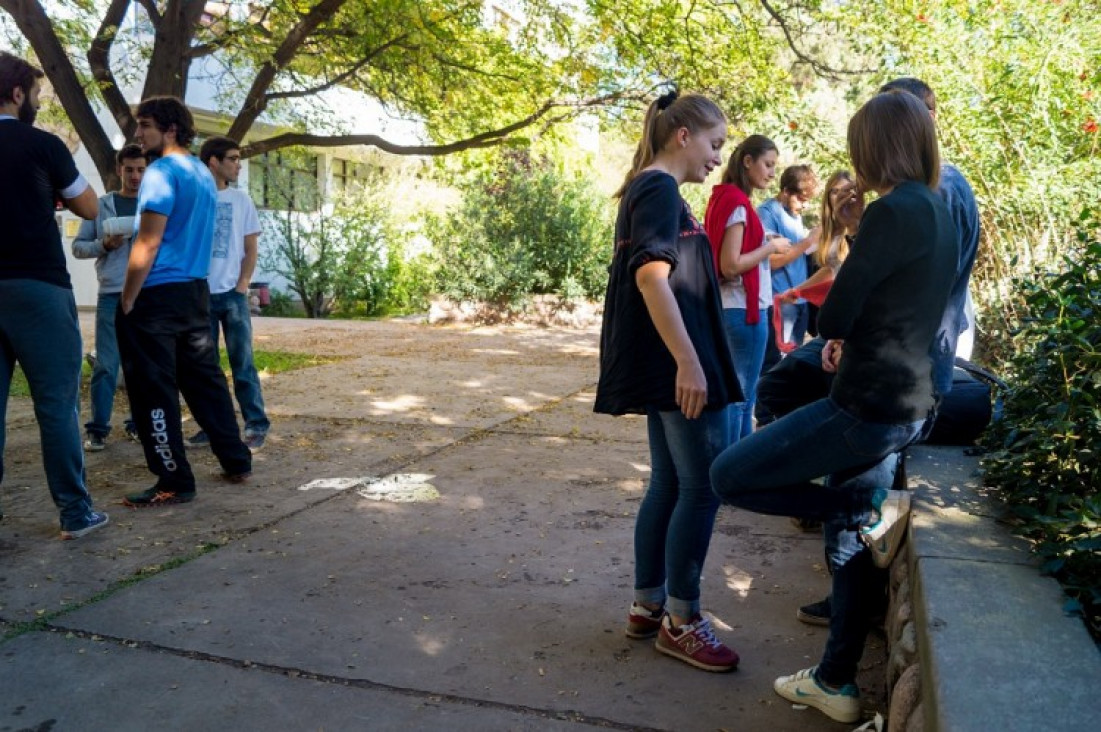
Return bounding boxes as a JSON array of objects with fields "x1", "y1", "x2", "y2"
[{"x1": 924, "y1": 359, "x2": 1006, "y2": 446}]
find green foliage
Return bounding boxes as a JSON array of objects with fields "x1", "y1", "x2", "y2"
[
  {"x1": 431, "y1": 150, "x2": 613, "y2": 309},
  {"x1": 9, "y1": 361, "x2": 91, "y2": 398},
  {"x1": 260, "y1": 289, "x2": 303, "y2": 318},
  {"x1": 981, "y1": 212, "x2": 1101, "y2": 639},
  {"x1": 259, "y1": 170, "x2": 426, "y2": 318},
  {"x1": 220, "y1": 350, "x2": 345, "y2": 375}
]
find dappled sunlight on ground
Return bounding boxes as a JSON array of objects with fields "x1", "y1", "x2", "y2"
[{"x1": 722, "y1": 565, "x2": 756, "y2": 599}]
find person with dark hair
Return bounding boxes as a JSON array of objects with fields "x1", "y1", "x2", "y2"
[
  {"x1": 763, "y1": 78, "x2": 982, "y2": 629},
  {"x1": 710, "y1": 91, "x2": 959, "y2": 724},
  {"x1": 116, "y1": 96, "x2": 251, "y2": 507},
  {"x1": 0, "y1": 52, "x2": 108, "y2": 538},
  {"x1": 703, "y1": 135, "x2": 792, "y2": 441},
  {"x1": 72, "y1": 144, "x2": 149, "y2": 450},
  {"x1": 187, "y1": 136, "x2": 269, "y2": 450},
  {"x1": 758, "y1": 164, "x2": 821, "y2": 369},
  {"x1": 597, "y1": 90, "x2": 741, "y2": 672}
]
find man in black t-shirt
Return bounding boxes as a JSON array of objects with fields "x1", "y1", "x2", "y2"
[{"x1": 0, "y1": 52, "x2": 108, "y2": 539}]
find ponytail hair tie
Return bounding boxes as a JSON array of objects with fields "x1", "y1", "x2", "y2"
[{"x1": 656, "y1": 88, "x2": 679, "y2": 111}]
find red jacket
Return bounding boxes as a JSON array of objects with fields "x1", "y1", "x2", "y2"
[{"x1": 704, "y1": 184, "x2": 764, "y2": 324}]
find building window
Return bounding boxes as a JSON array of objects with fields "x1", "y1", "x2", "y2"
[
  {"x1": 331, "y1": 158, "x2": 376, "y2": 194},
  {"x1": 248, "y1": 149, "x2": 319, "y2": 211}
]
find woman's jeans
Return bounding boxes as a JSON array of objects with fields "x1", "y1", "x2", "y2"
[
  {"x1": 710, "y1": 397, "x2": 924, "y2": 685},
  {"x1": 86, "y1": 292, "x2": 130, "y2": 437},
  {"x1": 634, "y1": 406, "x2": 729, "y2": 620},
  {"x1": 722, "y1": 307, "x2": 767, "y2": 440}
]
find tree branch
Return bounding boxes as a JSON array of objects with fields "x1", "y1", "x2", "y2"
[
  {"x1": 756, "y1": 0, "x2": 873, "y2": 79},
  {"x1": 226, "y1": 0, "x2": 348, "y2": 143},
  {"x1": 265, "y1": 31, "x2": 410, "y2": 102},
  {"x1": 239, "y1": 93, "x2": 628, "y2": 159},
  {"x1": 87, "y1": 0, "x2": 135, "y2": 143},
  {"x1": 134, "y1": 0, "x2": 160, "y2": 26}
]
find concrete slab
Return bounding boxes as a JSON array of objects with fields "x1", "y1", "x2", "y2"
[
  {"x1": 506, "y1": 388, "x2": 649, "y2": 445},
  {"x1": 56, "y1": 433, "x2": 857, "y2": 731},
  {"x1": 907, "y1": 447, "x2": 1033, "y2": 565},
  {"x1": 264, "y1": 354, "x2": 588, "y2": 428},
  {"x1": 913, "y1": 556, "x2": 1101, "y2": 731},
  {"x1": 2, "y1": 631, "x2": 611, "y2": 731},
  {"x1": 0, "y1": 419, "x2": 464, "y2": 622}
]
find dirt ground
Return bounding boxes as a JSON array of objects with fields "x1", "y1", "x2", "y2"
[{"x1": 0, "y1": 313, "x2": 886, "y2": 731}]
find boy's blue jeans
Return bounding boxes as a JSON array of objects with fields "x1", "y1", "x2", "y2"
[{"x1": 209, "y1": 290, "x2": 269, "y2": 435}]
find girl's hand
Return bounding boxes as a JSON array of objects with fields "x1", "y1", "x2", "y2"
[
  {"x1": 778, "y1": 288, "x2": 799, "y2": 304},
  {"x1": 838, "y1": 188, "x2": 866, "y2": 231},
  {"x1": 675, "y1": 360, "x2": 708, "y2": 419},
  {"x1": 769, "y1": 236, "x2": 792, "y2": 256}
]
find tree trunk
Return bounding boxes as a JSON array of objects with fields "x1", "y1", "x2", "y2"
[{"x1": 140, "y1": 0, "x2": 205, "y2": 101}]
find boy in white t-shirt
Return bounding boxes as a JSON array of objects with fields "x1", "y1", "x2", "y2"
[{"x1": 191, "y1": 136, "x2": 269, "y2": 449}]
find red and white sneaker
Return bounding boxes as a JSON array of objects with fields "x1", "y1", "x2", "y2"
[
  {"x1": 625, "y1": 602, "x2": 664, "y2": 639},
  {"x1": 655, "y1": 614, "x2": 739, "y2": 672}
]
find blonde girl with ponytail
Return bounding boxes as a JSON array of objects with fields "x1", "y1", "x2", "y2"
[{"x1": 595, "y1": 90, "x2": 741, "y2": 673}]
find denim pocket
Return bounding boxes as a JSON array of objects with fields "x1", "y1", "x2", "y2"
[{"x1": 842, "y1": 420, "x2": 916, "y2": 459}]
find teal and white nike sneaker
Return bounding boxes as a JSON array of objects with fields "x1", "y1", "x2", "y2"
[
  {"x1": 860, "y1": 488, "x2": 912, "y2": 568},
  {"x1": 773, "y1": 666, "x2": 861, "y2": 723}
]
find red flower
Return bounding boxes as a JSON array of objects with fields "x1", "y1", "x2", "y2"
[
  {"x1": 1085, "y1": 117, "x2": 1099, "y2": 134},
  {"x1": 917, "y1": 12, "x2": 930, "y2": 23},
  {"x1": 788, "y1": 121, "x2": 798, "y2": 131}
]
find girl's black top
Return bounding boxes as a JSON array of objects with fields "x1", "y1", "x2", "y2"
[{"x1": 594, "y1": 171, "x2": 741, "y2": 415}]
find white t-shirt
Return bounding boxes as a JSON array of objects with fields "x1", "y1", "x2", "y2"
[
  {"x1": 208, "y1": 186, "x2": 261, "y2": 294},
  {"x1": 718, "y1": 206, "x2": 772, "y2": 310}
]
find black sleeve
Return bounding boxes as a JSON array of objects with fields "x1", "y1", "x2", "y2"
[
  {"x1": 626, "y1": 174, "x2": 681, "y2": 276},
  {"x1": 46, "y1": 132, "x2": 80, "y2": 193},
  {"x1": 818, "y1": 198, "x2": 901, "y2": 339}
]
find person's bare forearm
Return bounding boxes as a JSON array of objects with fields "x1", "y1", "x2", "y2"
[{"x1": 236, "y1": 234, "x2": 259, "y2": 292}]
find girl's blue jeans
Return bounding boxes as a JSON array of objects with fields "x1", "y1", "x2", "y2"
[
  {"x1": 722, "y1": 307, "x2": 767, "y2": 440},
  {"x1": 634, "y1": 405, "x2": 729, "y2": 620}
]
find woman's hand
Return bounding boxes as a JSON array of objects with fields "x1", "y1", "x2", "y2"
[
  {"x1": 675, "y1": 359, "x2": 708, "y2": 419},
  {"x1": 822, "y1": 339, "x2": 844, "y2": 373},
  {"x1": 838, "y1": 187, "x2": 866, "y2": 231},
  {"x1": 778, "y1": 288, "x2": 800, "y2": 304}
]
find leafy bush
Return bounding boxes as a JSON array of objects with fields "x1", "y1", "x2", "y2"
[
  {"x1": 431, "y1": 150, "x2": 613, "y2": 310},
  {"x1": 260, "y1": 181, "x2": 428, "y2": 318},
  {"x1": 980, "y1": 211, "x2": 1101, "y2": 639}
]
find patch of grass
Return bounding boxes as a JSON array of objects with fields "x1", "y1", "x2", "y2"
[
  {"x1": 224, "y1": 350, "x2": 345, "y2": 376},
  {"x1": 7, "y1": 350, "x2": 337, "y2": 398}
]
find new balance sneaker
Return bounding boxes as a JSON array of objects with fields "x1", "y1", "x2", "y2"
[
  {"x1": 186, "y1": 430, "x2": 210, "y2": 447},
  {"x1": 625, "y1": 602, "x2": 664, "y2": 639},
  {"x1": 61, "y1": 511, "x2": 109, "y2": 540},
  {"x1": 773, "y1": 666, "x2": 861, "y2": 724},
  {"x1": 797, "y1": 596, "x2": 832, "y2": 627},
  {"x1": 123, "y1": 486, "x2": 196, "y2": 507},
  {"x1": 654, "y1": 614, "x2": 739, "y2": 672},
  {"x1": 244, "y1": 432, "x2": 266, "y2": 450},
  {"x1": 860, "y1": 488, "x2": 912, "y2": 568},
  {"x1": 83, "y1": 433, "x2": 106, "y2": 452}
]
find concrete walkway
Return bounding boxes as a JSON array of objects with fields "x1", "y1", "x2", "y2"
[{"x1": 0, "y1": 316, "x2": 883, "y2": 731}]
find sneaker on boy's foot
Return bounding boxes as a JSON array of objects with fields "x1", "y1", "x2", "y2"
[
  {"x1": 774, "y1": 666, "x2": 861, "y2": 723},
  {"x1": 83, "y1": 433, "x2": 106, "y2": 452},
  {"x1": 123, "y1": 486, "x2": 196, "y2": 507},
  {"x1": 797, "y1": 596, "x2": 832, "y2": 627},
  {"x1": 860, "y1": 488, "x2": 912, "y2": 568},
  {"x1": 243, "y1": 432, "x2": 266, "y2": 450},
  {"x1": 654, "y1": 614, "x2": 739, "y2": 672},
  {"x1": 61, "y1": 511, "x2": 109, "y2": 540},
  {"x1": 186, "y1": 430, "x2": 210, "y2": 448},
  {"x1": 625, "y1": 602, "x2": 664, "y2": 639}
]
